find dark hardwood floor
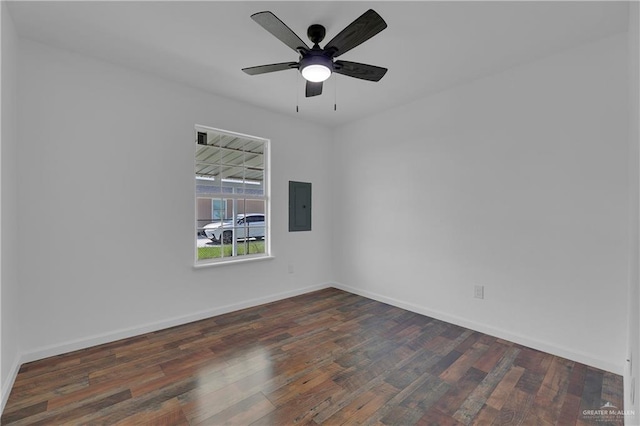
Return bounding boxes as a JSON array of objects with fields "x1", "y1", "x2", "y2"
[{"x1": 2, "y1": 288, "x2": 624, "y2": 425}]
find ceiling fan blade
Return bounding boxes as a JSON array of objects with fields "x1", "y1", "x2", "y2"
[
  {"x1": 251, "y1": 11, "x2": 310, "y2": 53},
  {"x1": 242, "y1": 62, "x2": 298, "y2": 75},
  {"x1": 324, "y1": 9, "x2": 387, "y2": 58},
  {"x1": 306, "y1": 81, "x2": 323, "y2": 97},
  {"x1": 334, "y1": 61, "x2": 387, "y2": 82}
]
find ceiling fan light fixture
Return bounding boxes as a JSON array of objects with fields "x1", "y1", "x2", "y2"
[
  {"x1": 301, "y1": 64, "x2": 331, "y2": 82},
  {"x1": 299, "y1": 53, "x2": 333, "y2": 82}
]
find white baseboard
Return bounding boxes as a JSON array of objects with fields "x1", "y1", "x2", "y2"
[
  {"x1": 2, "y1": 282, "x2": 332, "y2": 409},
  {"x1": 1, "y1": 353, "x2": 22, "y2": 413},
  {"x1": 331, "y1": 282, "x2": 622, "y2": 375}
]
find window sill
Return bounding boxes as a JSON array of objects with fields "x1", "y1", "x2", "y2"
[{"x1": 193, "y1": 255, "x2": 275, "y2": 269}]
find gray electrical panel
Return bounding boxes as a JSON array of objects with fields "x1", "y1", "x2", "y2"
[{"x1": 289, "y1": 181, "x2": 311, "y2": 232}]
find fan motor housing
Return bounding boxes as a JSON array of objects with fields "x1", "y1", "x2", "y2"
[{"x1": 307, "y1": 24, "x2": 326, "y2": 45}]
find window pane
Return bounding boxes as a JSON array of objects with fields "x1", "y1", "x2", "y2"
[
  {"x1": 236, "y1": 238, "x2": 265, "y2": 257},
  {"x1": 196, "y1": 144, "x2": 222, "y2": 166},
  {"x1": 244, "y1": 199, "x2": 265, "y2": 217},
  {"x1": 196, "y1": 168, "x2": 222, "y2": 195},
  {"x1": 198, "y1": 245, "x2": 223, "y2": 261},
  {"x1": 196, "y1": 198, "x2": 211, "y2": 235},
  {"x1": 212, "y1": 199, "x2": 226, "y2": 220}
]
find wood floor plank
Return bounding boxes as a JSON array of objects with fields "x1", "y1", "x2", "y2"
[
  {"x1": 311, "y1": 346, "x2": 430, "y2": 423},
  {"x1": 0, "y1": 401, "x2": 48, "y2": 424},
  {"x1": 472, "y1": 404, "x2": 502, "y2": 425},
  {"x1": 580, "y1": 367, "x2": 605, "y2": 413},
  {"x1": 17, "y1": 389, "x2": 131, "y2": 426},
  {"x1": 87, "y1": 348, "x2": 185, "y2": 385},
  {"x1": 557, "y1": 393, "x2": 582, "y2": 425},
  {"x1": 567, "y1": 362, "x2": 587, "y2": 397},
  {"x1": 452, "y1": 347, "x2": 521, "y2": 425},
  {"x1": 324, "y1": 382, "x2": 398, "y2": 425},
  {"x1": 361, "y1": 368, "x2": 449, "y2": 425},
  {"x1": 433, "y1": 367, "x2": 487, "y2": 416},
  {"x1": 63, "y1": 375, "x2": 201, "y2": 425},
  {"x1": 264, "y1": 362, "x2": 343, "y2": 407},
  {"x1": 455, "y1": 332, "x2": 484, "y2": 354},
  {"x1": 495, "y1": 388, "x2": 535, "y2": 425},
  {"x1": 47, "y1": 365, "x2": 164, "y2": 410},
  {"x1": 112, "y1": 397, "x2": 189, "y2": 426},
  {"x1": 440, "y1": 342, "x2": 490, "y2": 384},
  {"x1": 407, "y1": 323, "x2": 449, "y2": 351},
  {"x1": 525, "y1": 356, "x2": 573, "y2": 425},
  {"x1": 473, "y1": 341, "x2": 510, "y2": 373},
  {"x1": 399, "y1": 373, "x2": 451, "y2": 412},
  {"x1": 416, "y1": 407, "x2": 465, "y2": 426},
  {"x1": 602, "y1": 371, "x2": 625, "y2": 409},
  {"x1": 256, "y1": 377, "x2": 347, "y2": 425},
  {"x1": 378, "y1": 404, "x2": 426, "y2": 425},
  {"x1": 11, "y1": 353, "x2": 118, "y2": 394},
  {"x1": 485, "y1": 366, "x2": 526, "y2": 411},
  {"x1": 3, "y1": 377, "x2": 88, "y2": 414},
  {"x1": 158, "y1": 348, "x2": 223, "y2": 376},
  {"x1": 177, "y1": 381, "x2": 252, "y2": 424},
  {"x1": 197, "y1": 392, "x2": 275, "y2": 426},
  {"x1": 1, "y1": 288, "x2": 625, "y2": 426}
]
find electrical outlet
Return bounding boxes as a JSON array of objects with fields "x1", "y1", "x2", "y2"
[
  {"x1": 288, "y1": 263, "x2": 294, "y2": 274},
  {"x1": 474, "y1": 285, "x2": 484, "y2": 299}
]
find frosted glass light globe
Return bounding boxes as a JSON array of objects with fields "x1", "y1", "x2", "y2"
[{"x1": 301, "y1": 64, "x2": 331, "y2": 82}]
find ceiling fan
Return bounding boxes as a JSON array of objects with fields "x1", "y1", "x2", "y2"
[{"x1": 242, "y1": 9, "x2": 388, "y2": 97}]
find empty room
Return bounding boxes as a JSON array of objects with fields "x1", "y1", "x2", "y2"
[{"x1": 1, "y1": 1, "x2": 639, "y2": 424}]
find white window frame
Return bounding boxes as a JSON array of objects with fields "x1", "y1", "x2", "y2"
[{"x1": 194, "y1": 125, "x2": 271, "y2": 267}]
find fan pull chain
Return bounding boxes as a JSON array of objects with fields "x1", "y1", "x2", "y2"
[
  {"x1": 296, "y1": 72, "x2": 300, "y2": 113},
  {"x1": 334, "y1": 75, "x2": 337, "y2": 111}
]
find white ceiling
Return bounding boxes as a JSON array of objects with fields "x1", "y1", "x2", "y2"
[{"x1": 6, "y1": 1, "x2": 629, "y2": 128}]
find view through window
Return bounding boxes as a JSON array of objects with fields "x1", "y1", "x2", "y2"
[{"x1": 195, "y1": 126, "x2": 269, "y2": 264}]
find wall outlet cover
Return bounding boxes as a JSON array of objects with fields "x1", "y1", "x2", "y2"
[{"x1": 474, "y1": 285, "x2": 484, "y2": 299}]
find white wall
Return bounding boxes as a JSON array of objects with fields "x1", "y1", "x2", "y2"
[
  {"x1": 333, "y1": 34, "x2": 629, "y2": 374},
  {"x1": 16, "y1": 40, "x2": 333, "y2": 359},
  {"x1": 1, "y1": 1, "x2": 21, "y2": 408},
  {"x1": 626, "y1": 1, "x2": 640, "y2": 422}
]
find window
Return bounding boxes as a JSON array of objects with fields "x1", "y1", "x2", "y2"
[{"x1": 195, "y1": 126, "x2": 269, "y2": 265}]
